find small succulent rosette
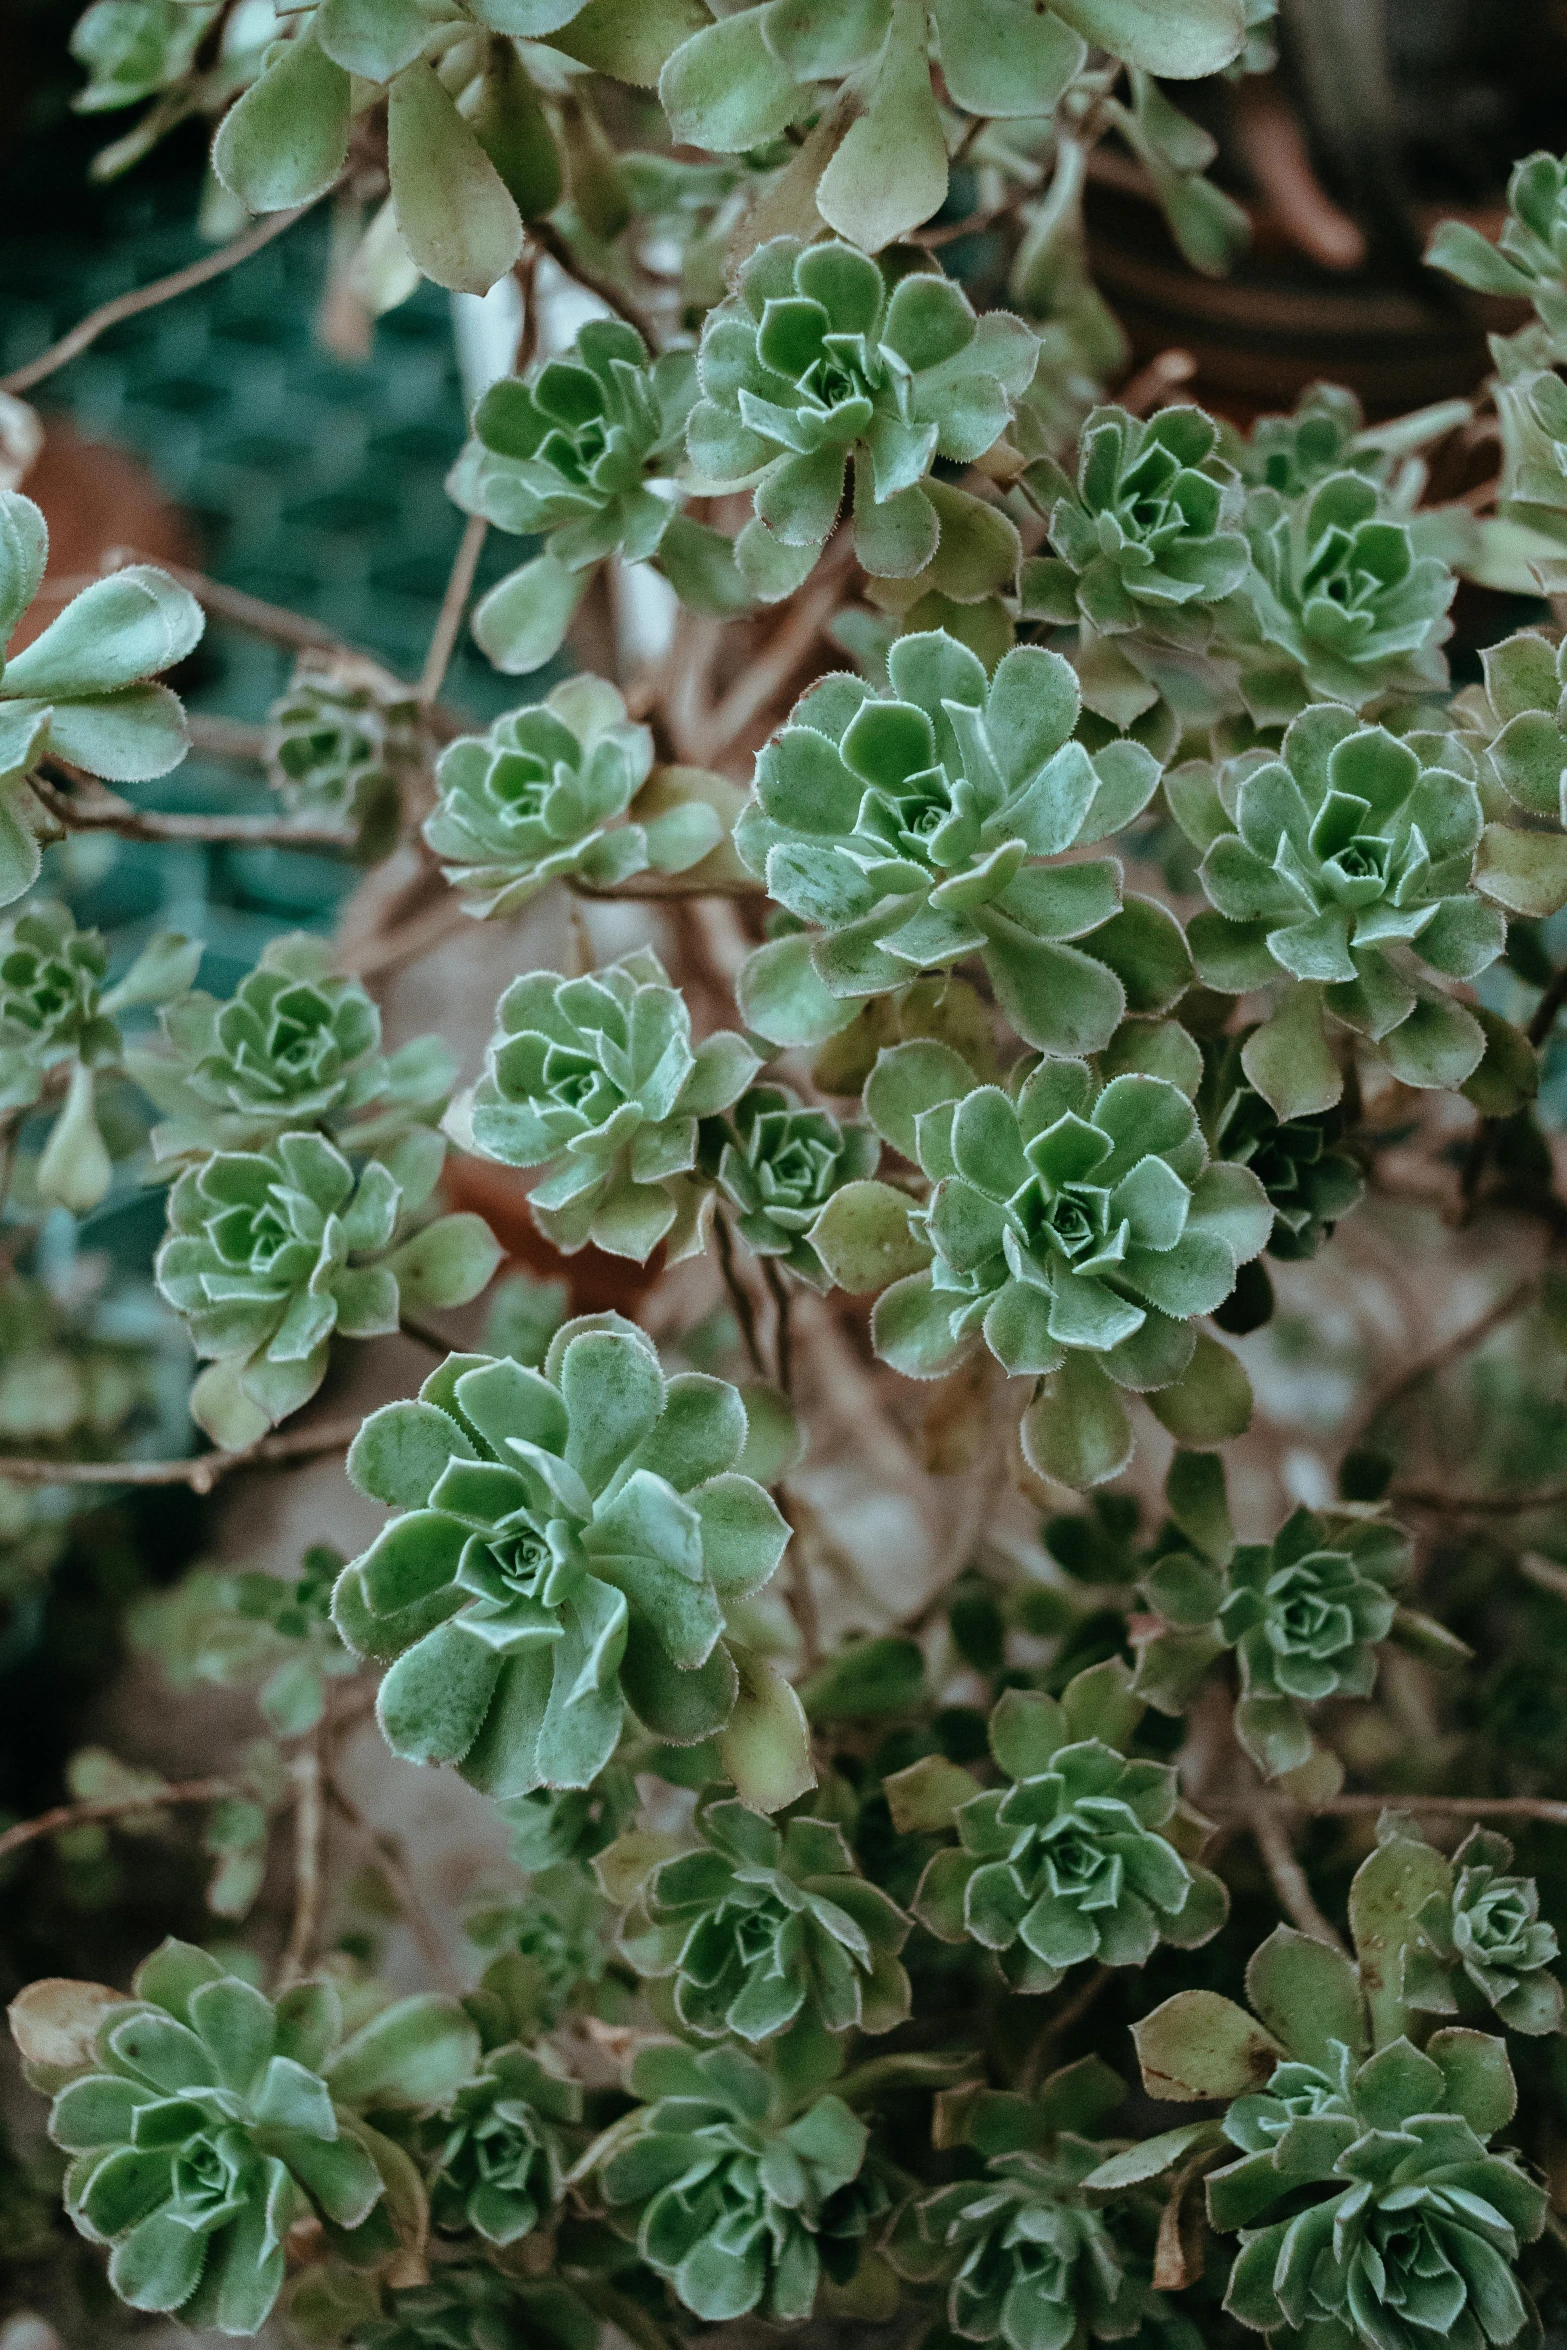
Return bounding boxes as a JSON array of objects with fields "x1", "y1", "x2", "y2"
[
  {"x1": 708, "y1": 1084, "x2": 880, "y2": 1289},
  {"x1": 1172, "y1": 706, "x2": 1504, "y2": 1118},
  {"x1": 687, "y1": 239, "x2": 1037, "y2": 603},
  {"x1": 1, "y1": 901, "x2": 201, "y2": 1214},
  {"x1": 430, "y1": 2038, "x2": 581, "y2": 2246},
  {"x1": 1136, "y1": 1836, "x2": 1549, "y2": 2350},
  {"x1": 1020, "y1": 405, "x2": 1250, "y2": 651},
  {"x1": 893, "y1": 1667, "x2": 1228, "y2": 1994},
  {"x1": 425, "y1": 676, "x2": 720, "y2": 917},
  {"x1": 18, "y1": 1938, "x2": 479, "y2": 2338},
  {"x1": 351, "y1": 2271, "x2": 600, "y2": 2350},
  {"x1": 155, "y1": 1128, "x2": 500, "y2": 1447},
  {"x1": 1428, "y1": 146, "x2": 1567, "y2": 347},
  {"x1": 264, "y1": 652, "x2": 418, "y2": 859},
  {"x1": 450, "y1": 947, "x2": 760, "y2": 1263},
  {"x1": 889, "y1": 2065, "x2": 1191, "y2": 2350},
  {"x1": 605, "y1": 1794, "x2": 910, "y2": 2043},
  {"x1": 452, "y1": 322, "x2": 710, "y2": 675},
  {"x1": 0, "y1": 488, "x2": 204, "y2": 906},
  {"x1": 1199, "y1": 1036, "x2": 1364, "y2": 1264},
  {"x1": 1404, "y1": 1825, "x2": 1564, "y2": 2036},
  {"x1": 1448, "y1": 626, "x2": 1567, "y2": 918},
  {"x1": 734, "y1": 631, "x2": 1180, "y2": 1059},
  {"x1": 1233, "y1": 471, "x2": 1455, "y2": 722},
  {"x1": 127, "y1": 930, "x2": 455, "y2": 1165},
  {"x1": 820, "y1": 1044, "x2": 1270, "y2": 1490},
  {"x1": 332, "y1": 1317, "x2": 807, "y2": 1810},
  {"x1": 595, "y1": 2041, "x2": 868, "y2": 2324}
]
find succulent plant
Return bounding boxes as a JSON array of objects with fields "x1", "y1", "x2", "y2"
[
  {"x1": 127, "y1": 932, "x2": 456, "y2": 1166},
  {"x1": 1235, "y1": 472, "x2": 1455, "y2": 721},
  {"x1": 454, "y1": 323, "x2": 704, "y2": 675},
  {"x1": 1021, "y1": 406, "x2": 1249, "y2": 648},
  {"x1": 709, "y1": 1085, "x2": 879, "y2": 1287},
  {"x1": 1201, "y1": 1043, "x2": 1364, "y2": 1262},
  {"x1": 1218, "y1": 1508, "x2": 1406, "y2": 1777},
  {"x1": 597, "y1": 2041, "x2": 868, "y2": 2323},
  {"x1": 1427, "y1": 147, "x2": 1567, "y2": 346},
  {"x1": 660, "y1": 1, "x2": 1250, "y2": 253},
  {"x1": 1174, "y1": 707, "x2": 1503, "y2": 1118},
  {"x1": 425, "y1": 676, "x2": 719, "y2": 917},
  {"x1": 430, "y1": 2041, "x2": 580, "y2": 2246},
  {"x1": 1405, "y1": 1827, "x2": 1564, "y2": 2036},
  {"x1": 0, "y1": 901, "x2": 200, "y2": 1213},
  {"x1": 454, "y1": 948, "x2": 759, "y2": 1263},
  {"x1": 842, "y1": 1048, "x2": 1269, "y2": 1487},
  {"x1": 155, "y1": 1129, "x2": 500, "y2": 1448},
  {"x1": 39, "y1": 1941, "x2": 399, "y2": 2336},
  {"x1": 71, "y1": 0, "x2": 221, "y2": 111},
  {"x1": 332, "y1": 1318, "x2": 802, "y2": 1808},
  {"x1": 687, "y1": 241, "x2": 1037, "y2": 601},
  {"x1": 355, "y1": 2271, "x2": 600, "y2": 2350},
  {"x1": 611, "y1": 1795, "x2": 911, "y2": 2041},
  {"x1": 0, "y1": 490, "x2": 204, "y2": 907},
  {"x1": 264, "y1": 656, "x2": 418, "y2": 859},
  {"x1": 1447, "y1": 626, "x2": 1567, "y2": 918},
  {"x1": 907, "y1": 1677, "x2": 1227, "y2": 1991},
  {"x1": 734, "y1": 632, "x2": 1175, "y2": 1057}
]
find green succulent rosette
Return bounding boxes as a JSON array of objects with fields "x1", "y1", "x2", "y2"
[
  {"x1": 1020, "y1": 405, "x2": 1250, "y2": 649},
  {"x1": 596, "y1": 2041, "x2": 868, "y2": 2324},
  {"x1": 894, "y1": 2135, "x2": 1177, "y2": 2350},
  {"x1": 907, "y1": 1675, "x2": 1227, "y2": 1992},
  {"x1": 1428, "y1": 147, "x2": 1567, "y2": 346},
  {"x1": 734, "y1": 631, "x2": 1178, "y2": 1058},
  {"x1": 71, "y1": 0, "x2": 221, "y2": 112},
  {"x1": 660, "y1": 1, "x2": 1249, "y2": 253},
  {"x1": 1447, "y1": 627, "x2": 1567, "y2": 919},
  {"x1": 611, "y1": 1794, "x2": 911, "y2": 2042},
  {"x1": 1217, "y1": 1507, "x2": 1406, "y2": 1778},
  {"x1": 709, "y1": 1084, "x2": 880, "y2": 1288},
  {"x1": 453, "y1": 947, "x2": 760, "y2": 1263},
  {"x1": 353, "y1": 2271, "x2": 600, "y2": 2350},
  {"x1": 1218, "y1": 2033, "x2": 1546, "y2": 2350},
  {"x1": 36, "y1": 1939, "x2": 464, "y2": 2338},
  {"x1": 0, "y1": 489, "x2": 205, "y2": 907},
  {"x1": 128, "y1": 932, "x2": 455, "y2": 1166},
  {"x1": 155, "y1": 1129, "x2": 500, "y2": 1448},
  {"x1": 1, "y1": 900, "x2": 200, "y2": 1214},
  {"x1": 846, "y1": 1047, "x2": 1269, "y2": 1487},
  {"x1": 1233, "y1": 472, "x2": 1455, "y2": 722},
  {"x1": 264, "y1": 656, "x2": 417, "y2": 859},
  {"x1": 1173, "y1": 707, "x2": 1503, "y2": 1118},
  {"x1": 425, "y1": 675, "x2": 719, "y2": 917},
  {"x1": 687, "y1": 239, "x2": 1037, "y2": 602},
  {"x1": 1201, "y1": 1040, "x2": 1364, "y2": 1263},
  {"x1": 1405, "y1": 1828, "x2": 1564, "y2": 2037},
  {"x1": 331, "y1": 1317, "x2": 802, "y2": 1806},
  {"x1": 453, "y1": 323, "x2": 713, "y2": 676},
  {"x1": 429, "y1": 2040, "x2": 580, "y2": 2246}
]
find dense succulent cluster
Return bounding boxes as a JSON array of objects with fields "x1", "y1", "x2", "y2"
[{"x1": 20, "y1": 17, "x2": 1567, "y2": 2350}]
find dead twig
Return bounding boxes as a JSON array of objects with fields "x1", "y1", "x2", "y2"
[
  {"x1": 325, "y1": 1780, "x2": 461, "y2": 1991},
  {"x1": 529, "y1": 218, "x2": 660, "y2": 349},
  {"x1": 32, "y1": 766, "x2": 353, "y2": 853},
  {"x1": 0, "y1": 1412, "x2": 361, "y2": 1493},
  {"x1": 419, "y1": 517, "x2": 487, "y2": 707},
  {"x1": 1245, "y1": 1792, "x2": 1349, "y2": 1953},
  {"x1": 0, "y1": 1779, "x2": 230, "y2": 1865},
  {"x1": 1345, "y1": 1274, "x2": 1537, "y2": 1449}
]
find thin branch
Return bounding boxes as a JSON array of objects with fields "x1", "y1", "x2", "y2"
[
  {"x1": 325, "y1": 1780, "x2": 461, "y2": 1991},
  {"x1": 103, "y1": 550, "x2": 361, "y2": 662},
  {"x1": 0, "y1": 1779, "x2": 230, "y2": 1865},
  {"x1": 713, "y1": 1212, "x2": 768, "y2": 1379},
  {"x1": 1346, "y1": 1274, "x2": 1536, "y2": 1448},
  {"x1": 761, "y1": 1255, "x2": 794, "y2": 1397},
  {"x1": 1246, "y1": 1792, "x2": 1349, "y2": 1953},
  {"x1": 1391, "y1": 1480, "x2": 1567, "y2": 1516},
  {"x1": 1529, "y1": 964, "x2": 1567, "y2": 1048},
  {"x1": 529, "y1": 218, "x2": 660, "y2": 349},
  {"x1": 31, "y1": 767, "x2": 353, "y2": 853},
  {"x1": 419, "y1": 513, "x2": 487, "y2": 705},
  {"x1": 1019, "y1": 1965, "x2": 1113, "y2": 2095},
  {"x1": 688, "y1": 541, "x2": 858, "y2": 762},
  {"x1": 187, "y1": 714, "x2": 269, "y2": 764},
  {"x1": 0, "y1": 1412, "x2": 361, "y2": 1493},
  {"x1": 1, "y1": 203, "x2": 320, "y2": 396},
  {"x1": 776, "y1": 1486, "x2": 825, "y2": 1676},
  {"x1": 343, "y1": 894, "x2": 470, "y2": 981},
  {"x1": 276, "y1": 1739, "x2": 323, "y2": 1992}
]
